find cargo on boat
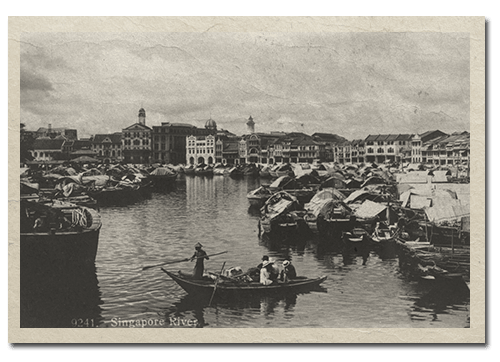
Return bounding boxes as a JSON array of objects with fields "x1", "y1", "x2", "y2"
[
  {"x1": 20, "y1": 199, "x2": 102, "y2": 266},
  {"x1": 259, "y1": 191, "x2": 307, "y2": 237},
  {"x1": 162, "y1": 269, "x2": 327, "y2": 296},
  {"x1": 149, "y1": 166, "x2": 178, "y2": 188}
]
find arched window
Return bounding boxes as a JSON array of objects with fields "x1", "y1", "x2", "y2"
[
  {"x1": 377, "y1": 148, "x2": 384, "y2": 153},
  {"x1": 387, "y1": 147, "x2": 394, "y2": 153}
]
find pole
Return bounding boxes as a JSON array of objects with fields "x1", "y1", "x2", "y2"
[
  {"x1": 209, "y1": 262, "x2": 226, "y2": 306},
  {"x1": 451, "y1": 228, "x2": 455, "y2": 254},
  {"x1": 142, "y1": 251, "x2": 227, "y2": 270}
]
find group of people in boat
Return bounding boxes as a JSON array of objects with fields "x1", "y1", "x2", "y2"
[
  {"x1": 188, "y1": 243, "x2": 297, "y2": 285},
  {"x1": 257, "y1": 255, "x2": 297, "y2": 285}
]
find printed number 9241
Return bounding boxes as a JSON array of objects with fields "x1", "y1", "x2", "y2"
[{"x1": 71, "y1": 318, "x2": 95, "y2": 327}]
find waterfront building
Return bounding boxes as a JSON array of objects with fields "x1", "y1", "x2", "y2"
[
  {"x1": 66, "y1": 138, "x2": 96, "y2": 160},
  {"x1": 185, "y1": 118, "x2": 218, "y2": 165},
  {"x1": 237, "y1": 117, "x2": 287, "y2": 164},
  {"x1": 152, "y1": 122, "x2": 197, "y2": 165},
  {"x1": 334, "y1": 141, "x2": 352, "y2": 164},
  {"x1": 350, "y1": 139, "x2": 365, "y2": 164},
  {"x1": 239, "y1": 133, "x2": 285, "y2": 164},
  {"x1": 421, "y1": 131, "x2": 470, "y2": 166},
  {"x1": 311, "y1": 133, "x2": 348, "y2": 163},
  {"x1": 122, "y1": 108, "x2": 152, "y2": 164},
  {"x1": 410, "y1": 130, "x2": 448, "y2": 164},
  {"x1": 214, "y1": 129, "x2": 239, "y2": 165},
  {"x1": 364, "y1": 134, "x2": 413, "y2": 164},
  {"x1": 30, "y1": 137, "x2": 65, "y2": 161},
  {"x1": 35, "y1": 125, "x2": 78, "y2": 140},
  {"x1": 269, "y1": 132, "x2": 323, "y2": 164},
  {"x1": 91, "y1": 133, "x2": 123, "y2": 163}
]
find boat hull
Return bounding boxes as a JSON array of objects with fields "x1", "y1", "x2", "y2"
[
  {"x1": 21, "y1": 230, "x2": 100, "y2": 268},
  {"x1": 150, "y1": 174, "x2": 178, "y2": 188},
  {"x1": 163, "y1": 270, "x2": 327, "y2": 296},
  {"x1": 21, "y1": 206, "x2": 102, "y2": 267}
]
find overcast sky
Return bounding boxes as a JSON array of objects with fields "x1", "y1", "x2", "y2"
[{"x1": 20, "y1": 32, "x2": 470, "y2": 139}]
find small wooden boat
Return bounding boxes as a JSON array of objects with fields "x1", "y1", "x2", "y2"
[
  {"x1": 342, "y1": 228, "x2": 369, "y2": 243},
  {"x1": 269, "y1": 163, "x2": 295, "y2": 178},
  {"x1": 20, "y1": 199, "x2": 101, "y2": 266},
  {"x1": 371, "y1": 227, "x2": 398, "y2": 244},
  {"x1": 183, "y1": 165, "x2": 196, "y2": 175},
  {"x1": 246, "y1": 185, "x2": 273, "y2": 207},
  {"x1": 228, "y1": 166, "x2": 244, "y2": 178},
  {"x1": 259, "y1": 191, "x2": 305, "y2": 236},
  {"x1": 149, "y1": 167, "x2": 178, "y2": 187},
  {"x1": 162, "y1": 269, "x2": 327, "y2": 296},
  {"x1": 194, "y1": 165, "x2": 214, "y2": 176},
  {"x1": 259, "y1": 165, "x2": 272, "y2": 178}
]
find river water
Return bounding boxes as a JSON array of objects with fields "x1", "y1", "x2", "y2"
[{"x1": 21, "y1": 175, "x2": 470, "y2": 328}]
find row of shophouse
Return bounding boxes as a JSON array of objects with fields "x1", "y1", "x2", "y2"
[{"x1": 25, "y1": 109, "x2": 470, "y2": 167}]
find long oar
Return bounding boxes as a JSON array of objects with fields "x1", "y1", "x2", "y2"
[
  {"x1": 209, "y1": 262, "x2": 226, "y2": 306},
  {"x1": 142, "y1": 251, "x2": 227, "y2": 271}
]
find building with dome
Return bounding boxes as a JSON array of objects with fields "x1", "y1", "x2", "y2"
[{"x1": 185, "y1": 118, "x2": 219, "y2": 165}]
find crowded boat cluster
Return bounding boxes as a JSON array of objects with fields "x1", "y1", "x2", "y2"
[
  {"x1": 19, "y1": 158, "x2": 470, "y2": 291},
  {"x1": 245, "y1": 161, "x2": 470, "y2": 284}
]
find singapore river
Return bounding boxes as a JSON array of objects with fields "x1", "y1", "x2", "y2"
[{"x1": 21, "y1": 175, "x2": 470, "y2": 328}]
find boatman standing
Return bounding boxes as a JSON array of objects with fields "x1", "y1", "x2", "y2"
[{"x1": 190, "y1": 242, "x2": 209, "y2": 279}]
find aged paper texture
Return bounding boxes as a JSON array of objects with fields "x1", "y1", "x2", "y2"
[{"x1": 9, "y1": 16, "x2": 485, "y2": 343}]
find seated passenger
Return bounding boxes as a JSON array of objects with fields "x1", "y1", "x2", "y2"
[
  {"x1": 260, "y1": 260, "x2": 276, "y2": 286},
  {"x1": 280, "y1": 260, "x2": 297, "y2": 282},
  {"x1": 257, "y1": 255, "x2": 269, "y2": 269}
]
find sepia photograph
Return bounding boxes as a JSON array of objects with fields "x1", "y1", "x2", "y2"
[{"x1": 9, "y1": 16, "x2": 485, "y2": 343}]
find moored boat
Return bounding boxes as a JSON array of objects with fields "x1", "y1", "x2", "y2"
[
  {"x1": 162, "y1": 269, "x2": 327, "y2": 296},
  {"x1": 20, "y1": 199, "x2": 102, "y2": 266},
  {"x1": 228, "y1": 166, "x2": 244, "y2": 178},
  {"x1": 371, "y1": 225, "x2": 398, "y2": 244},
  {"x1": 149, "y1": 166, "x2": 178, "y2": 188},
  {"x1": 194, "y1": 165, "x2": 214, "y2": 176},
  {"x1": 246, "y1": 185, "x2": 273, "y2": 207},
  {"x1": 259, "y1": 191, "x2": 306, "y2": 237}
]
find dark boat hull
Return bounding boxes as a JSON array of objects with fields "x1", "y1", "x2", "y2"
[
  {"x1": 89, "y1": 186, "x2": 148, "y2": 205},
  {"x1": 150, "y1": 175, "x2": 178, "y2": 188},
  {"x1": 163, "y1": 269, "x2": 327, "y2": 296},
  {"x1": 21, "y1": 207, "x2": 101, "y2": 267}
]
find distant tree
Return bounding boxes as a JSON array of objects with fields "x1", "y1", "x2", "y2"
[{"x1": 20, "y1": 123, "x2": 35, "y2": 162}]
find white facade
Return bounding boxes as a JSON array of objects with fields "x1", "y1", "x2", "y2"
[
  {"x1": 31, "y1": 149, "x2": 58, "y2": 161},
  {"x1": 186, "y1": 135, "x2": 216, "y2": 165}
]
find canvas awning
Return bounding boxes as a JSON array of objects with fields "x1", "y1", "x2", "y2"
[
  {"x1": 424, "y1": 201, "x2": 470, "y2": 224},
  {"x1": 71, "y1": 156, "x2": 99, "y2": 163},
  {"x1": 150, "y1": 167, "x2": 176, "y2": 176},
  {"x1": 353, "y1": 200, "x2": 387, "y2": 219}
]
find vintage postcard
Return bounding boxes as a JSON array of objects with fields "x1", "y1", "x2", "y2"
[{"x1": 8, "y1": 16, "x2": 485, "y2": 343}]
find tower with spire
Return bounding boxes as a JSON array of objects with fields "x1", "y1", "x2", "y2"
[
  {"x1": 246, "y1": 116, "x2": 255, "y2": 134},
  {"x1": 138, "y1": 108, "x2": 146, "y2": 125}
]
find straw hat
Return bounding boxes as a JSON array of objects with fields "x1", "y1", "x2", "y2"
[
  {"x1": 283, "y1": 260, "x2": 290, "y2": 267},
  {"x1": 194, "y1": 242, "x2": 203, "y2": 248}
]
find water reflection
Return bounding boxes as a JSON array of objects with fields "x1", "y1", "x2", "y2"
[
  {"x1": 89, "y1": 176, "x2": 472, "y2": 328},
  {"x1": 21, "y1": 261, "x2": 103, "y2": 328},
  {"x1": 405, "y1": 277, "x2": 470, "y2": 326}
]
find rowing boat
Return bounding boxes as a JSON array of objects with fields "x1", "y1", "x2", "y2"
[{"x1": 162, "y1": 269, "x2": 327, "y2": 296}]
